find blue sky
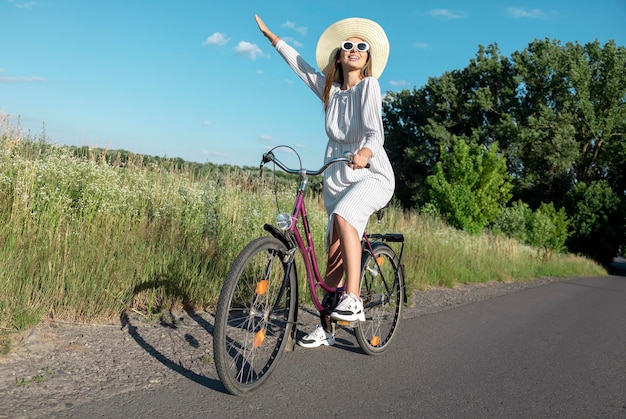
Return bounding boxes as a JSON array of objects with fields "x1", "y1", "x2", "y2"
[{"x1": 2, "y1": 0, "x2": 625, "y2": 169}]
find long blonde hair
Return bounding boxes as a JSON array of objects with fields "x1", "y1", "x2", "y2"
[{"x1": 322, "y1": 47, "x2": 373, "y2": 110}]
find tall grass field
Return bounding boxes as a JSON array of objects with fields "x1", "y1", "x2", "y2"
[{"x1": 0, "y1": 114, "x2": 606, "y2": 340}]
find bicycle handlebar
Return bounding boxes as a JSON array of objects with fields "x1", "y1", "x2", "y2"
[{"x1": 260, "y1": 150, "x2": 369, "y2": 177}]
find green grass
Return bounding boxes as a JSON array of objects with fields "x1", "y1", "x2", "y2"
[{"x1": 0, "y1": 114, "x2": 607, "y2": 337}]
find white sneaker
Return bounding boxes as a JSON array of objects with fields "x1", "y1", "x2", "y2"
[
  {"x1": 297, "y1": 325, "x2": 335, "y2": 348},
  {"x1": 330, "y1": 293, "x2": 365, "y2": 322}
]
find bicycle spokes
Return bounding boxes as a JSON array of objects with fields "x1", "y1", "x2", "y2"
[
  {"x1": 214, "y1": 237, "x2": 297, "y2": 395},
  {"x1": 355, "y1": 243, "x2": 403, "y2": 355}
]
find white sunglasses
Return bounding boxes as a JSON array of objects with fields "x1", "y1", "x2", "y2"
[{"x1": 341, "y1": 40, "x2": 370, "y2": 52}]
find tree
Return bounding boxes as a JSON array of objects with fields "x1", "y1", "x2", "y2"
[
  {"x1": 568, "y1": 40, "x2": 626, "y2": 193},
  {"x1": 564, "y1": 180, "x2": 625, "y2": 266},
  {"x1": 511, "y1": 39, "x2": 626, "y2": 262},
  {"x1": 511, "y1": 39, "x2": 626, "y2": 207},
  {"x1": 383, "y1": 88, "x2": 435, "y2": 208},
  {"x1": 426, "y1": 137, "x2": 512, "y2": 234},
  {"x1": 384, "y1": 43, "x2": 518, "y2": 210},
  {"x1": 383, "y1": 38, "x2": 626, "y2": 262}
]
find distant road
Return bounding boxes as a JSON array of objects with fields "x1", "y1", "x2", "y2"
[{"x1": 68, "y1": 275, "x2": 626, "y2": 418}]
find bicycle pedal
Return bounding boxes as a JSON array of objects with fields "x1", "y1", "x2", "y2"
[{"x1": 333, "y1": 319, "x2": 360, "y2": 328}]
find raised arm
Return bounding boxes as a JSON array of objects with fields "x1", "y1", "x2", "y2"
[
  {"x1": 255, "y1": 15, "x2": 280, "y2": 47},
  {"x1": 254, "y1": 14, "x2": 326, "y2": 100}
]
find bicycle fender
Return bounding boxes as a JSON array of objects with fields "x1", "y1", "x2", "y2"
[
  {"x1": 262, "y1": 223, "x2": 300, "y2": 352},
  {"x1": 368, "y1": 242, "x2": 408, "y2": 305},
  {"x1": 263, "y1": 224, "x2": 295, "y2": 250}
]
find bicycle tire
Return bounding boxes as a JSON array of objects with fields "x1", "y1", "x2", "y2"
[
  {"x1": 213, "y1": 236, "x2": 297, "y2": 396},
  {"x1": 355, "y1": 242, "x2": 403, "y2": 355}
]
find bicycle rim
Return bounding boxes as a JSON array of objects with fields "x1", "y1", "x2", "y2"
[
  {"x1": 214, "y1": 236, "x2": 296, "y2": 395},
  {"x1": 355, "y1": 243, "x2": 403, "y2": 355}
]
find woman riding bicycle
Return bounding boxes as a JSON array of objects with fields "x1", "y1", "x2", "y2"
[{"x1": 255, "y1": 15, "x2": 395, "y2": 348}]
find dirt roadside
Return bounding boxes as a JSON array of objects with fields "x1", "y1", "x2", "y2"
[{"x1": 0, "y1": 278, "x2": 567, "y2": 418}]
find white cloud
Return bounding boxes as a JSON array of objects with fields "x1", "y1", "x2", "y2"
[
  {"x1": 389, "y1": 80, "x2": 408, "y2": 87},
  {"x1": 427, "y1": 9, "x2": 468, "y2": 19},
  {"x1": 506, "y1": 7, "x2": 554, "y2": 19},
  {"x1": 259, "y1": 135, "x2": 274, "y2": 142},
  {"x1": 201, "y1": 150, "x2": 228, "y2": 157},
  {"x1": 202, "y1": 32, "x2": 230, "y2": 46},
  {"x1": 283, "y1": 37, "x2": 303, "y2": 48},
  {"x1": 10, "y1": 1, "x2": 38, "y2": 9},
  {"x1": 0, "y1": 70, "x2": 45, "y2": 83},
  {"x1": 202, "y1": 121, "x2": 211, "y2": 127},
  {"x1": 414, "y1": 41, "x2": 429, "y2": 49},
  {"x1": 282, "y1": 20, "x2": 307, "y2": 36},
  {"x1": 235, "y1": 41, "x2": 264, "y2": 60}
]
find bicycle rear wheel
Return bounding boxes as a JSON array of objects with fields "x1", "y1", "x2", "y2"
[
  {"x1": 355, "y1": 242, "x2": 403, "y2": 355},
  {"x1": 213, "y1": 236, "x2": 297, "y2": 396}
]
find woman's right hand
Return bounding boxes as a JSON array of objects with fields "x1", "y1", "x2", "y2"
[{"x1": 255, "y1": 15, "x2": 279, "y2": 46}]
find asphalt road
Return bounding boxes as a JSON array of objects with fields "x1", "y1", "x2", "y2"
[{"x1": 67, "y1": 275, "x2": 626, "y2": 418}]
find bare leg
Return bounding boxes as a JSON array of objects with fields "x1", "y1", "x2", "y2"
[
  {"x1": 322, "y1": 214, "x2": 361, "y2": 293},
  {"x1": 334, "y1": 215, "x2": 361, "y2": 296},
  {"x1": 318, "y1": 215, "x2": 363, "y2": 331},
  {"x1": 323, "y1": 218, "x2": 344, "y2": 288}
]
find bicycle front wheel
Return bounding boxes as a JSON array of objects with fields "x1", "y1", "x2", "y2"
[
  {"x1": 213, "y1": 236, "x2": 297, "y2": 396},
  {"x1": 355, "y1": 243, "x2": 403, "y2": 355}
]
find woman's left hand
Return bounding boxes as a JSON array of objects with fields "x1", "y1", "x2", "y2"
[{"x1": 350, "y1": 148, "x2": 372, "y2": 169}]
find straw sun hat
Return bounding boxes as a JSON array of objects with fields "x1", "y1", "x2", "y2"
[{"x1": 315, "y1": 17, "x2": 389, "y2": 79}]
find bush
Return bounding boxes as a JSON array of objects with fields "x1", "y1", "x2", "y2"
[
  {"x1": 426, "y1": 138, "x2": 512, "y2": 234},
  {"x1": 532, "y1": 202, "x2": 569, "y2": 252},
  {"x1": 492, "y1": 200, "x2": 531, "y2": 243},
  {"x1": 493, "y1": 201, "x2": 569, "y2": 252}
]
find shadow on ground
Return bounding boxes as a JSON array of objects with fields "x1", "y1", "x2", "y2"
[
  {"x1": 120, "y1": 308, "x2": 228, "y2": 394},
  {"x1": 121, "y1": 276, "x2": 229, "y2": 394},
  {"x1": 121, "y1": 275, "x2": 368, "y2": 396}
]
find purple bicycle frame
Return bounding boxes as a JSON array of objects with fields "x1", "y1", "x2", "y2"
[
  {"x1": 284, "y1": 190, "x2": 377, "y2": 313},
  {"x1": 285, "y1": 191, "x2": 333, "y2": 311}
]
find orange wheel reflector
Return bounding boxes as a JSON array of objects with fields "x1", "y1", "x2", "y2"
[
  {"x1": 376, "y1": 256, "x2": 385, "y2": 266},
  {"x1": 371, "y1": 336, "x2": 380, "y2": 347},
  {"x1": 256, "y1": 279, "x2": 269, "y2": 295},
  {"x1": 253, "y1": 328, "x2": 266, "y2": 348}
]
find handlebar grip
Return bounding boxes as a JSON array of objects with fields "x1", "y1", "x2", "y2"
[
  {"x1": 343, "y1": 151, "x2": 370, "y2": 169},
  {"x1": 261, "y1": 151, "x2": 274, "y2": 164},
  {"x1": 259, "y1": 151, "x2": 275, "y2": 177}
]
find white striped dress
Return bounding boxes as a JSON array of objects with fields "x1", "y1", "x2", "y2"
[{"x1": 275, "y1": 40, "x2": 395, "y2": 246}]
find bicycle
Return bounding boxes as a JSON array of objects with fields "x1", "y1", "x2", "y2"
[{"x1": 213, "y1": 146, "x2": 406, "y2": 396}]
